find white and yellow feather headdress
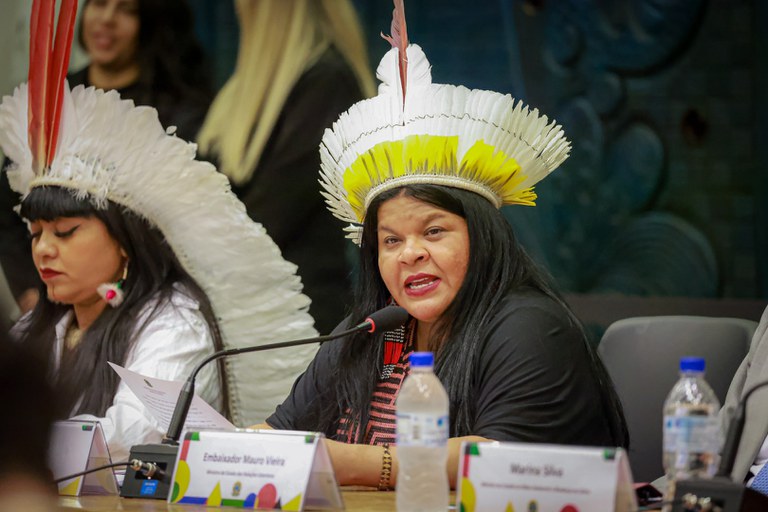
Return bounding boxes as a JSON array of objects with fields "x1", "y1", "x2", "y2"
[
  {"x1": 319, "y1": 0, "x2": 571, "y2": 243},
  {"x1": 0, "y1": 0, "x2": 317, "y2": 425}
]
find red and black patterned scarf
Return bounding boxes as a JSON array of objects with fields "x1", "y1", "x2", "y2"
[{"x1": 336, "y1": 319, "x2": 416, "y2": 445}]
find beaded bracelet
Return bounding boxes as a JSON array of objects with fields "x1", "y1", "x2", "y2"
[{"x1": 378, "y1": 443, "x2": 392, "y2": 491}]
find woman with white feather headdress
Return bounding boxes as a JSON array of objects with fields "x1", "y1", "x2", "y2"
[
  {"x1": 0, "y1": 0, "x2": 317, "y2": 462},
  {"x1": 262, "y1": 0, "x2": 629, "y2": 490}
]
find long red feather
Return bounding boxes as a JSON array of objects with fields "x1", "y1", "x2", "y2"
[
  {"x1": 28, "y1": 0, "x2": 78, "y2": 173},
  {"x1": 381, "y1": 0, "x2": 409, "y2": 105},
  {"x1": 28, "y1": 0, "x2": 55, "y2": 174},
  {"x1": 46, "y1": 0, "x2": 78, "y2": 167}
]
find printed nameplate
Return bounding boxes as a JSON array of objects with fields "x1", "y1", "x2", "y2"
[
  {"x1": 457, "y1": 442, "x2": 637, "y2": 512},
  {"x1": 169, "y1": 429, "x2": 343, "y2": 510},
  {"x1": 49, "y1": 420, "x2": 118, "y2": 496}
]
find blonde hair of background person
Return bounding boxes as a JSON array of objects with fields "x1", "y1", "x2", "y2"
[{"x1": 197, "y1": 0, "x2": 376, "y2": 185}]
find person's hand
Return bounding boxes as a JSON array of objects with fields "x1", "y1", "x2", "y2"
[
  {"x1": 323, "y1": 439, "x2": 393, "y2": 487},
  {"x1": 17, "y1": 288, "x2": 38, "y2": 314}
]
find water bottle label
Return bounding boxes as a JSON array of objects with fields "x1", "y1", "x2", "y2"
[
  {"x1": 396, "y1": 412, "x2": 449, "y2": 447},
  {"x1": 663, "y1": 415, "x2": 720, "y2": 454}
]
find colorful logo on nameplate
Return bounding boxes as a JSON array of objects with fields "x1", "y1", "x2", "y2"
[
  {"x1": 169, "y1": 430, "x2": 338, "y2": 510},
  {"x1": 173, "y1": 480, "x2": 304, "y2": 509}
]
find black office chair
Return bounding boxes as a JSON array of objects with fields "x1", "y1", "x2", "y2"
[{"x1": 598, "y1": 316, "x2": 757, "y2": 483}]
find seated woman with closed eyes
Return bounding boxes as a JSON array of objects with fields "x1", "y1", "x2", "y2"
[
  {"x1": 18, "y1": 185, "x2": 227, "y2": 463},
  {"x1": 1, "y1": 0, "x2": 317, "y2": 462},
  {"x1": 0, "y1": 0, "x2": 215, "y2": 314}
]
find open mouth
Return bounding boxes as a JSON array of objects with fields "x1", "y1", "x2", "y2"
[
  {"x1": 407, "y1": 276, "x2": 437, "y2": 289},
  {"x1": 405, "y1": 275, "x2": 440, "y2": 295}
]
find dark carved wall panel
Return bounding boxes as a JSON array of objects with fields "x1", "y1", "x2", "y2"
[
  {"x1": 351, "y1": 0, "x2": 764, "y2": 299},
  {"x1": 192, "y1": 0, "x2": 766, "y2": 299}
]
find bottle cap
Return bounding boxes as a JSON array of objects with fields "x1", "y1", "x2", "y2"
[
  {"x1": 410, "y1": 351, "x2": 434, "y2": 367},
  {"x1": 680, "y1": 357, "x2": 705, "y2": 372}
]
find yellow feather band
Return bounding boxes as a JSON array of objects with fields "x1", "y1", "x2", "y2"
[{"x1": 342, "y1": 134, "x2": 537, "y2": 222}]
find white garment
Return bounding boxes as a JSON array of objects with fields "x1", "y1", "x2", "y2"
[{"x1": 55, "y1": 289, "x2": 221, "y2": 463}]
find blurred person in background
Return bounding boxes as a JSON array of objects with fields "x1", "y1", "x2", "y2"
[
  {"x1": 197, "y1": 0, "x2": 376, "y2": 333},
  {"x1": 71, "y1": 0, "x2": 213, "y2": 141}
]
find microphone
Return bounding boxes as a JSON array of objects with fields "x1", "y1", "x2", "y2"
[
  {"x1": 669, "y1": 378, "x2": 768, "y2": 512},
  {"x1": 164, "y1": 304, "x2": 409, "y2": 444},
  {"x1": 121, "y1": 305, "x2": 408, "y2": 499}
]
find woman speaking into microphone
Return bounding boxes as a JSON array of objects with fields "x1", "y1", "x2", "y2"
[{"x1": 262, "y1": 1, "x2": 629, "y2": 489}]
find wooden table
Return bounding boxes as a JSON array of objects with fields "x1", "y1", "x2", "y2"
[{"x1": 59, "y1": 488, "x2": 398, "y2": 511}]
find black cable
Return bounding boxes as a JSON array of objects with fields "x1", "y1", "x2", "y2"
[
  {"x1": 54, "y1": 461, "x2": 131, "y2": 484},
  {"x1": 53, "y1": 458, "x2": 167, "y2": 484}
]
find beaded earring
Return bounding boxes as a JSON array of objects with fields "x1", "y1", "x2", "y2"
[{"x1": 97, "y1": 264, "x2": 128, "y2": 307}]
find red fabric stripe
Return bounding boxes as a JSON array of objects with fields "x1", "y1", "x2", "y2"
[{"x1": 336, "y1": 324, "x2": 414, "y2": 445}]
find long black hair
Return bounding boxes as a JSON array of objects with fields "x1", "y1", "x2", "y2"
[
  {"x1": 313, "y1": 184, "x2": 628, "y2": 447},
  {"x1": 18, "y1": 186, "x2": 228, "y2": 419}
]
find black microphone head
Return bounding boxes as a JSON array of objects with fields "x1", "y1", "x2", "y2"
[{"x1": 364, "y1": 306, "x2": 409, "y2": 333}]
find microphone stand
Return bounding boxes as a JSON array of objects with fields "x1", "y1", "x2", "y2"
[
  {"x1": 119, "y1": 306, "x2": 408, "y2": 499},
  {"x1": 163, "y1": 325, "x2": 370, "y2": 445}
]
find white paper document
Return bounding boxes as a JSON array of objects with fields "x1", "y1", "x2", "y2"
[{"x1": 108, "y1": 362, "x2": 234, "y2": 431}]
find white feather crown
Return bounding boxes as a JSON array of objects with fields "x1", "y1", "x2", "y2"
[
  {"x1": 319, "y1": 44, "x2": 571, "y2": 244},
  {"x1": 0, "y1": 83, "x2": 318, "y2": 425}
]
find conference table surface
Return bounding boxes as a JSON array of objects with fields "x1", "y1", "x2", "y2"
[{"x1": 58, "y1": 487, "x2": 428, "y2": 511}]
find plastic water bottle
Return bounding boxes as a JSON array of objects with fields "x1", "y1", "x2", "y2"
[
  {"x1": 662, "y1": 357, "x2": 720, "y2": 506},
  {"x1": 396, "y1": 351, "x2": 449, "y2": 512}
]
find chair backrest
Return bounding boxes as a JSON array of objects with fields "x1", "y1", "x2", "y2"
[{"x1": 598, "y1": 315, "x2": 757, "y2": 483}]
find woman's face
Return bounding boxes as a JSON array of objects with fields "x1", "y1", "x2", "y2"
[
  {"x1": 82, "y1": 0, "x2": 140, "y2": 71},
  {"x1": 29, "y1": 216, "x2": 126, "y2": 308},
  {"x1": 377, "y1": 194, "x2": 470, "y2": 332}
]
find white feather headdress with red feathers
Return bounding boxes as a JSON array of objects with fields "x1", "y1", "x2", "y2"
[{"x1": 0, "y1": 0, "x2": 318, "y2": 426}]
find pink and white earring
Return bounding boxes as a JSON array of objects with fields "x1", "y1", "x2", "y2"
[{"x1": 97, "y1": 265, "x2": 128, "y2": 307}]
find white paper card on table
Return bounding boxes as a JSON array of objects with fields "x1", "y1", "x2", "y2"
[
  {"x1": 49, "y1": 420, "x2": 118, "y2": 496},
  {"x1": 108, "y1": 362, "x2": 234, "y2": 431},
  {"x1": 456, "y1": 442, "x2": 637, "y2": 512},
  {"x1": 169, "y1": 429, "x2": 343, "y2": 510}
]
